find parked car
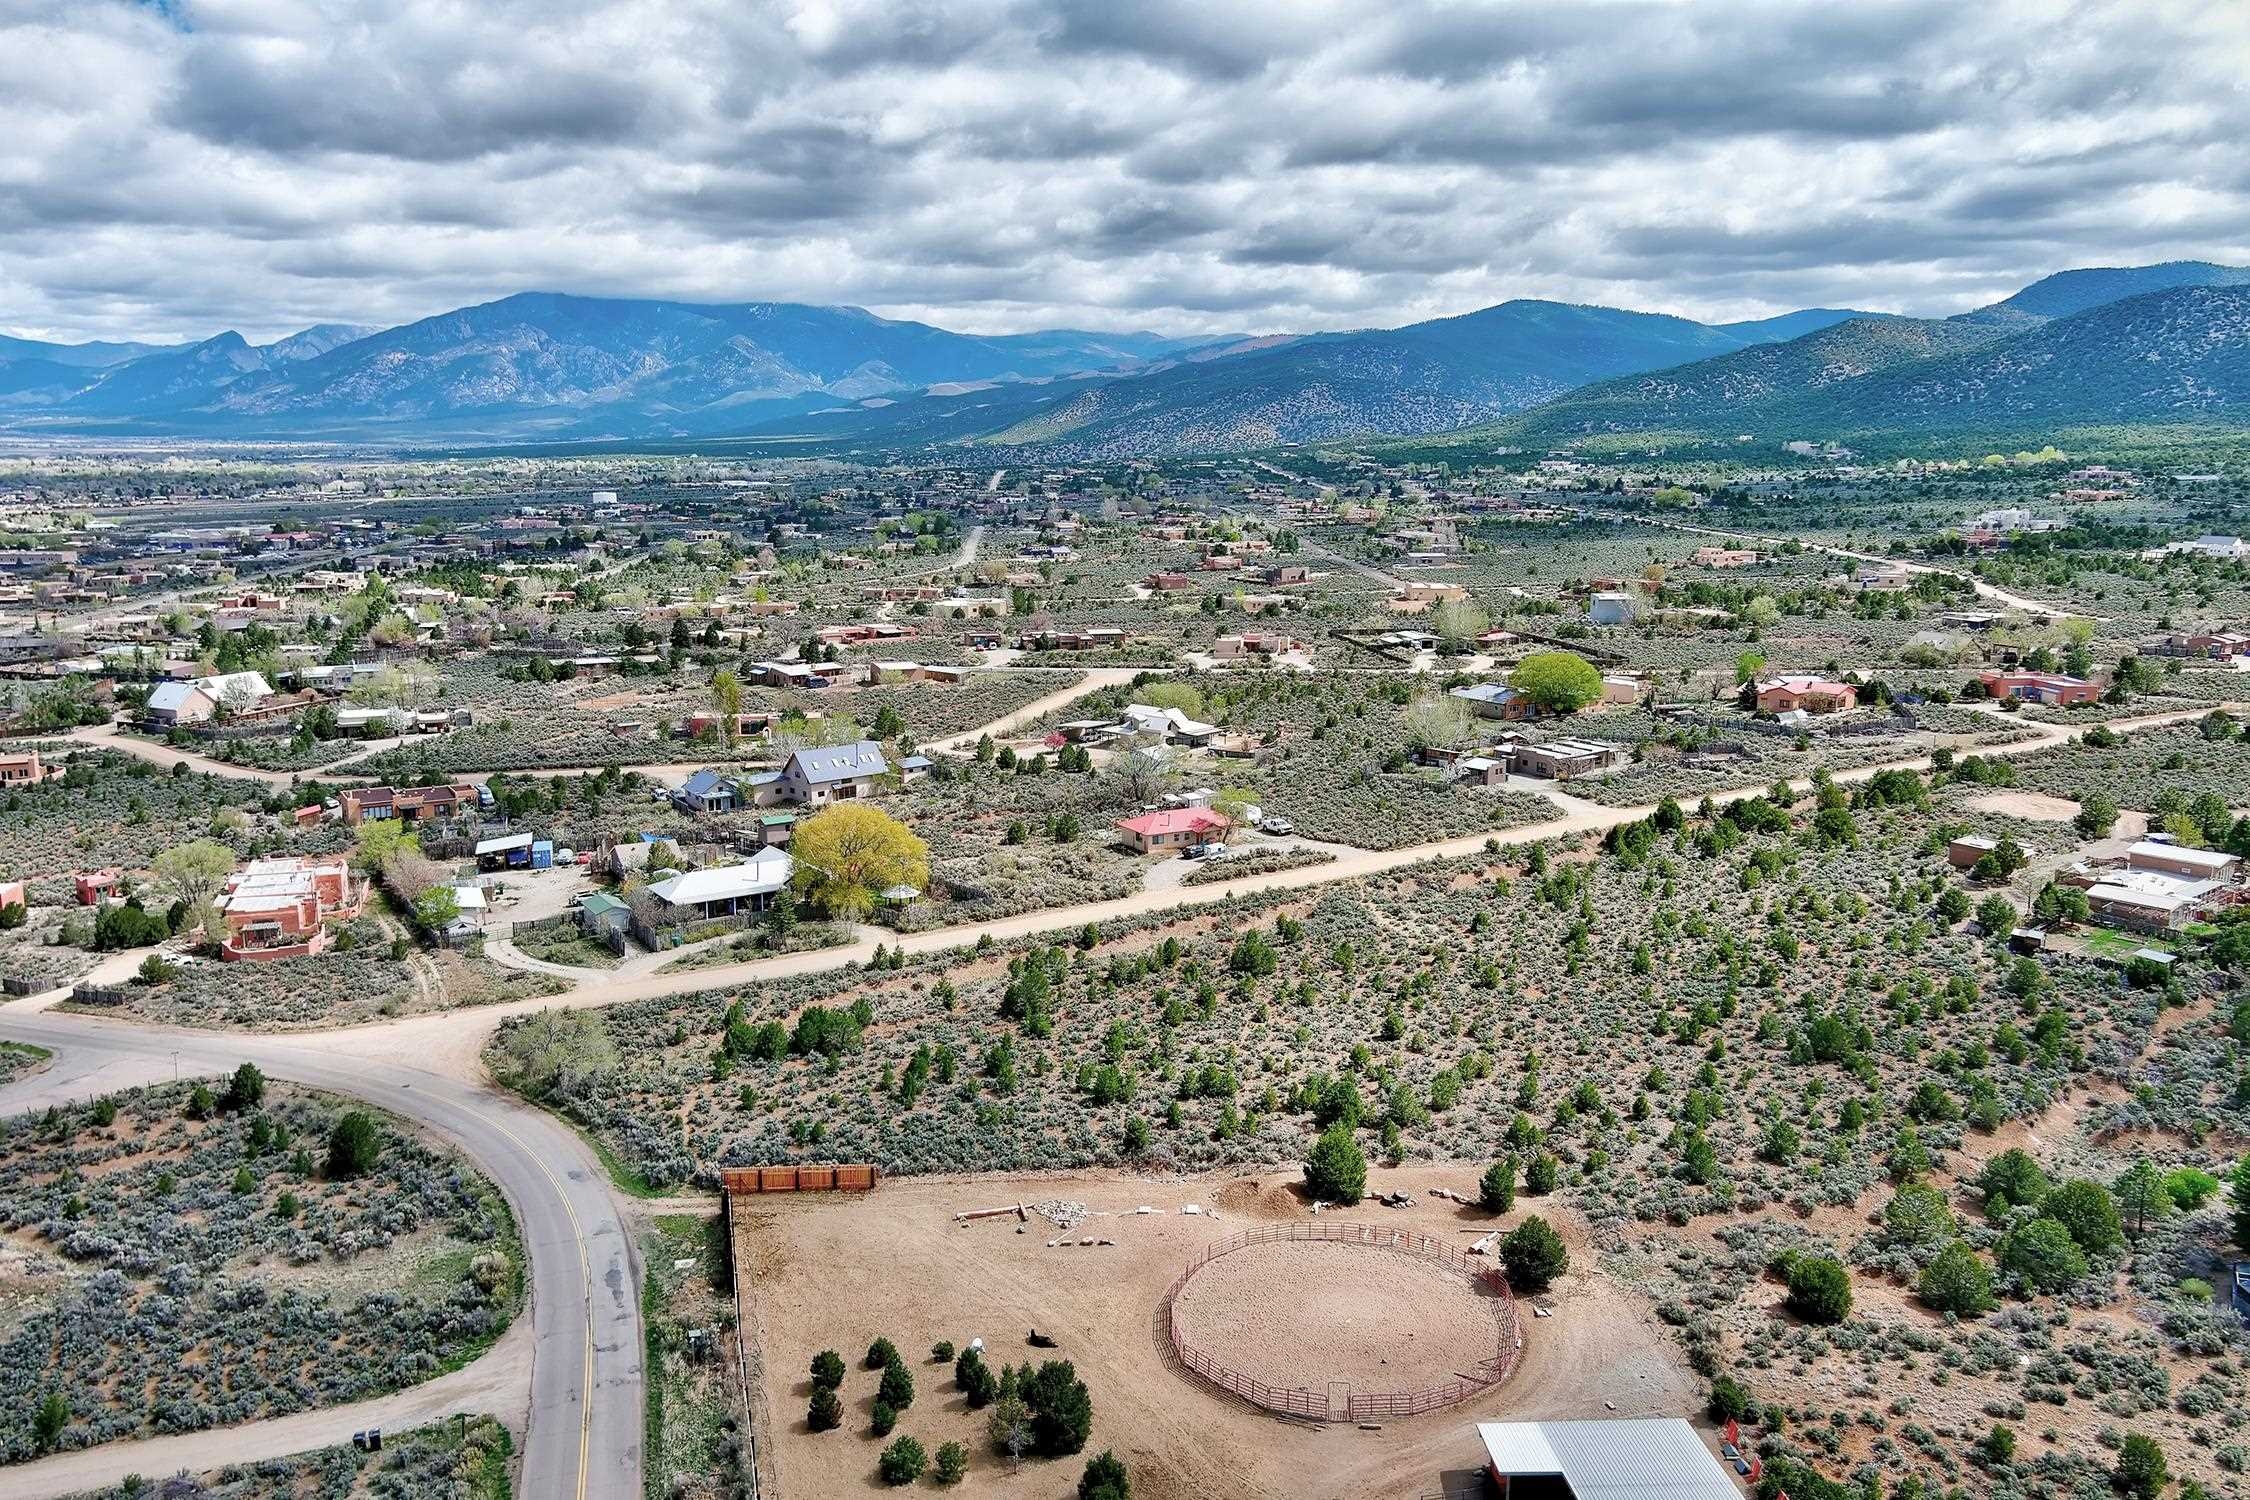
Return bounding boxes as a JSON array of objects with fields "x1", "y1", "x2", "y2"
[
  {"x1": 574, "y1": 850, "x2": 592, "y2": 865},
  {"x1": 1184, "y1": 842, "x2": 1228, "y2": 860},
  {"x1": 1261, "y1": 818, "x2": 1294, "y2": 837}
]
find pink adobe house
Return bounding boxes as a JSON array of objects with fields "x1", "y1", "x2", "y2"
[
  {"x1": 216, "y1": 854, "x2": 366, "y2": 961},
  {"x1": 1114, "y1": 807, "x2": 1231, "y2": 856},
  {"x1": 1753, "y1": 675, "x2": 1859, "y2": 714}
]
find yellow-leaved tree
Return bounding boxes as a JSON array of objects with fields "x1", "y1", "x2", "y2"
[{"x1": 791, "y1": 804, "x2": 929, "y2": 920}]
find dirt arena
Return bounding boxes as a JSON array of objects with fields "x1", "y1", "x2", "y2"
[
  {"x1": 1170, "y1": 1236, "x2": 1509, "y2": 1396},
  {"x1": 729, "y1": 1163, "x2": 1703, "y2": 1500}
]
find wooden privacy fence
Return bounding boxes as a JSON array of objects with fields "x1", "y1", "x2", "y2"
[
  {"x1": 1165, "y1": 1220, "x2": 1522, "y2": 1423},
  {"x1": 721, "y1": 1163, "x2": 879, "y2": 1195}
]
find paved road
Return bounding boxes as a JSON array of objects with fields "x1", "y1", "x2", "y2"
[{"x1": 0, "y1": 1010, "x2": 642, "y2": 1500}]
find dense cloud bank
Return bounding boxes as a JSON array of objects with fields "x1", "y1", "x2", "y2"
[{"x1": 2, "y1": 0, "x2": 2245, "y2": 343}]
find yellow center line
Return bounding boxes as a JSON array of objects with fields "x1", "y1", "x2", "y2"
[{"x1": 488, "y1": 1113, "x2": 596, "y2": 1500}]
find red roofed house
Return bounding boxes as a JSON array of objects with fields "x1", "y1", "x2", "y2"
[
  {"x1": 1114, "y1": 807, "x2": 1230, "y2": 856},
  {"x1": 1754, "y1": 675, "x2": 1859, "y2": 715},
  {"x1": 1980, "y1": 670, "x2": 2100, "y2": 706}
]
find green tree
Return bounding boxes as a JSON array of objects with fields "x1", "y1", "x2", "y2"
[
  {"x1": 934, "y1": 1439, "x2": 968, "y2": 1484},
  {"x1": 1978, "y1": 1148, "x2": 2050, "y2": 1218},
  {"x1": 1479, "y1": 1157, "x2": 1517, "y2": 1214},
  {"x1": 151, "y1": 838, "x2": 237, "y2": 945},
  {"x1": 1974, "y1": 893, "x2": 2016, "y2": 935},
  {"x1": 1785, "y1": 1255, "x2": 1852, "y2": 1325},
  {"x1": 1997, "y1": 1217, "x2": 2088, "y2": 1292},
  {"x1": 792, "y1": 804, "x2": 930, "y2": 920},
  {"x1": 810, "y1": 1349, "x2": 845, "y2": 1389},
  {"x1": 1499, "y1": 1215, "x2": 1570, "y2": 1291},
  {"x1": 878, "y1": 1435, "x2": 926, "y2": 1485},
  {"x1": 1508, "y1": 651, "x2": 1603, "y2": 714},
  {"x1": 879, "y1": 1359, "x2": 916, "y2": 1411},
  {"x1": 34, "y1": 1391, "x2": 68, "y2": 1450},
  {"x1": 1916, "y1": 1241, "x2": 1997, "y2": 1316},
  {"x1": 325, "y1": 1110, "x2": 382, "y2": 1178},
  {"x1": 1302, "y1": 1124, "x2": 1367, "y2": 1205},
  {"x1": 222, "y1": 1061, "x2": 266, "y2": 1112},
  {"x1": 1882, "y1": 1184, "x2": 1955, "y2": 1247},
  {"x1": 2073, "y1": 792, "x2": 2119, "y2": 838},
  {"x1": 2114, "y1": 1158, "x2": 2169, "y2": 1243},
  {"x1": 2042, "y1": 1178, "x2": 2123, "y2": 1253},
  {"x1": 1079, "y1": 1450, "x2": 1131, "y2": 1500},
  {"x1": 1025, "y1": 1359, "x2": 1095, "y2": 1456},
  {"x1": 412, "y1": 884, "x2": 461, "y2": 932},
  {"x1": 2114, "y1": 1433, "x2": 2168, "y2": 1499}
]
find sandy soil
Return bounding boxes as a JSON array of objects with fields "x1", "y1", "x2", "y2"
[
  {"x1": 731, "y1": 1163, "x2": 1702, "y2": 1500},
  {"x1": 1170, "y1": 1238, "x2": 1506, "y2": 1394},
  {"x1": 1967, "y1": 789, "x2": 2086, "y2": 821}
]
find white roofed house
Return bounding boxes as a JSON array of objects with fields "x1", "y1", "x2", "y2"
[
  {"x1": 145, "y1": 670, "x2": 275, "y2": 726},
  {"x1": 1118, "y1": 703, "x2": 1220, "y2": 746},
  {"x1": 645, "y1": 849, "x2": 795, "y2": 920}
]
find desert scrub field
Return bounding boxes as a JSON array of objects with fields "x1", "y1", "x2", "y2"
[
  {"x1": 1038, "y1": 670, "x2": 1556, "y2": 848},
  {"x1": 1181, "y1": 846, "x2": 1338, "y2": 885},
  {"x1": 359, "y1": 712, "x2": 715, "y2": 775},
  {"x1": 848, "y1": 669, "x2": 1083, "y2": 743},
  {"x1": 0, "y1": 1080, "x2": 521, "y2": 1462},
  {"x1": 658, "y1": 923, "x2": 855, "y2": 974},
  {"x1": 203, "y1": 733, "x2": 390, "y2": 773},
  {"x1": 0, "y1": 1041, "x2": 51, "y2": 1088},
  {"x1": 65, "y1": 923, "x2": 568, "y2": 1030},
  {"x1": 891, "y1": 767, "x2": 1149, "y2": 920},
  {"x1": 509, "y1": 927, "x2": 621, "y2": 970},
  {"x1": 59, "y1": 1414, "x2": 513, "y2": 1499},
  {"x1": 0, "y1": 753, "x2": 311, "y2": 894},
  {"x1": 2006, "y1": 721, "x2": 2250, "y2": 814},
  {"x1": 0, "y1": 930, "x2": 101, "y2": 988},
  {"x1": 517, "y1": 774, "x2": 2209, "y2": 1212},
  {"x1": 641, "y1": 1214, "x2": 752, "y2": 1500},
  {"x1": 1560, "y1": 707, "x2": 2038, "y2": 808}
]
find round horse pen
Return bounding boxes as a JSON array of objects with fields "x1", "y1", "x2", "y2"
[{"x1": 1164, "y1": 1221, "x2": 1523, "y2": 1422}]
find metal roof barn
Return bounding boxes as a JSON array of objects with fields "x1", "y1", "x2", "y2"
[{"x1": 1475, "y1": 1418, "x2": 1740, "y2": 1499}]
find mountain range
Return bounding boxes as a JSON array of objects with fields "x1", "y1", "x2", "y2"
[{"x1": 2, "y1": 261, "x2": 2246, "y2": 455}]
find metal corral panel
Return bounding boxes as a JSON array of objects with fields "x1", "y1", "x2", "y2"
[{"x1": 1476, "y1": 1419, "x2": 1738, "y2": 1499}]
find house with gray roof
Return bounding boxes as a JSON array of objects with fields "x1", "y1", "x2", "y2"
[{"x1": 771, "y1": 740, "x2": 889, "y2": 807}]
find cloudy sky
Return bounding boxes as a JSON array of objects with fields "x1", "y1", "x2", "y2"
[{"x1": 3, "y1": 0, "x2": 2246, "y2": 345}]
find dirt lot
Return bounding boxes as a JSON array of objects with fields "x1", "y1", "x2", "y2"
[
  {"x1": 1965, "y1": 789, "x2": 2086, "y2": 821},
  {"x1": 1170, "y1": 1237, "x2": 1507, "y2": 1393},
  {"x1": 731, "y1": 1163, "x2": 1702, "y2": 1500}
]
